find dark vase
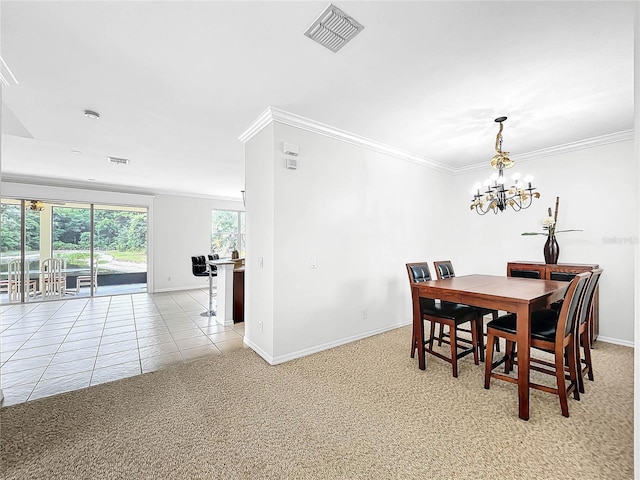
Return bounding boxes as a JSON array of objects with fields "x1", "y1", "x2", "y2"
[{"x1": 543, "y1": 234, "x2": 560, "y2": 264}]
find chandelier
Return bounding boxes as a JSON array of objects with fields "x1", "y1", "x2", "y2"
[
  {"x1": 27, "y1": 200, "x2": 45, "y2": 211},
  {"x1": 470, "y1": 116, "x2": 540, "y2": 215}
]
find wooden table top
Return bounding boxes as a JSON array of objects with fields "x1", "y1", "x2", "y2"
[{"x1": 412, "y1": 274, "x2": 568, "y2": 304}]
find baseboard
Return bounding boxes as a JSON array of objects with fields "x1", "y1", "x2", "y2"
[
  {"x1": 243, "y1": 337, "x2": 275, "y2": 365},
  {"x1": 243, "y1": 321, "x2": 411, "y2": 366},
  {"x1": 153, "y1": 285, "x2": 212, "y2": 293},
  {"x1": 595, "y1": 336, "x2": 634, "y2": 348},
  {"x1": 273, "y1": 321, "x2": 411, "y2": 365}
]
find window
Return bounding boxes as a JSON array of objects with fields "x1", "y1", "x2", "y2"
[{"x1": 211, "y1": 210, "x2": 245, "y2": 257}]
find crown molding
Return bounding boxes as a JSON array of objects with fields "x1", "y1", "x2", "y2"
[
  {"x1": 240, "y1": 108, "x2": 634, "y2": 176},
  {"x1": 238, "y1": 107, "x2": 274, "y2": 144},
  {"x1": 238, "y1": 106, "x2": 455, "y2": 174},
  {"x1": 454, "y1": 129, "x2": 635, "y2": 175}
]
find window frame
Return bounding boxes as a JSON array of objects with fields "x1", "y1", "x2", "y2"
[{"x1": 211, "y1": 209, "x2": 245, "y2": 257}]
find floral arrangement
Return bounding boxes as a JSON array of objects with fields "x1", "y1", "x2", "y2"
[{"x1": 522, "y1": 196, "x2": 581, "y2": 237}]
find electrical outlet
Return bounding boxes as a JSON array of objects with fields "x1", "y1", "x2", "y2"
[
  {"x1": 362, "y1": 309, "x2": 367, "y2": 320},
  {"x1": 167, "y1": 276, "x2": 171, "y2": 281},
  {"x1": 259, "y1": 321, "x2": 263, "y2": 332},
  {"x1": 310, "y1": 258, "x2": 318, "y2": 269},
  {"x1": 259, "y1": 257, "x2": 264, "y2": 268}
]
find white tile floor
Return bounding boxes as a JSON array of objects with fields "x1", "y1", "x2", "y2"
[{"x1": 0, "y1": 288, "x2": 245, "y2": 407}]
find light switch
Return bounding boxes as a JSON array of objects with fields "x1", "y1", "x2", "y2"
[{"x1": 310, "y1": 258, "x2": 318, "y2": 269}]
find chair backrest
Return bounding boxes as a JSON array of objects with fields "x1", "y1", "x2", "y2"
[
  {"x1": 556, "y1": 272, "x2": 591, "y2": 339},
  {"x1": 433, "y1": 260, "x2": 455, "y2": 280},
  {"x1": 42, "y1": 258, "x2": 62, "y2": 274},
  {"x1": 41, "y1": 258, "x2": 64, "y2": 297},
  {"x1": 406, "y1": 262, "x2": 436, "y2": 310},
  {"x1": 577, "y1": 268, "x2": 602, "y2": 328},
  {"x1": 7, "y1": 260, "x2": 29, "y2": 298},
  {"x1": 8, "y1": 259, "x2": 26, "y2": 277},
  {"x1": 406, "y1": 262, "x2": 432, "y2": 284},
  {"x1": 191, "y1": 255, "x2": 208, "y2": 275}
]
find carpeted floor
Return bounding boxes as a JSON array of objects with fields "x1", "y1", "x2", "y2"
[{"x1": 0, "y1": 326, "x2": 634, "y2": 479}]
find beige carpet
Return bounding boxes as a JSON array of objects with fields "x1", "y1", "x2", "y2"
[{"x1": 0, "y1": 326, "x2": 633, "y2": 480}]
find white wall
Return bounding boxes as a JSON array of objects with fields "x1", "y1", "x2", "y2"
[
  {"x1": 244, "y1": 123, "x2": 275, "y2": 358},
  {"x1": 152, "y1": 194, "x2": 243, "y2": 292},
  {"x1": 244, "y1": 122, "x2": 451, "y2": 363},
  {"x1": 449, "y1": 139, "x2": 637, "y2": 345}
]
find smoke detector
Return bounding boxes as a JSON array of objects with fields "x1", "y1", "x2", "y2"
[{"x1": 304, "y1": 4, "x2": 364, "y2": 53}]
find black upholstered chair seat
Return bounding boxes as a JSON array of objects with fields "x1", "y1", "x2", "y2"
[
  {"x1": 487, "y1": 309, "x2": 560, "y2": 342},
  {"x1": 421, "y1": 301, "x2": 478, "y2": 325}
]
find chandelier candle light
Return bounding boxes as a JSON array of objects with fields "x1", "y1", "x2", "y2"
[{"x1": 470, "y1": 117, "x2": 540, "y2": 215}]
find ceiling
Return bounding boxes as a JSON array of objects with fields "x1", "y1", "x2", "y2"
[{"x1": 1, "y1": 1, "x2": 635, "y2": 200}]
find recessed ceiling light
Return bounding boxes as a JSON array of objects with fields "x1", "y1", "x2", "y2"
[
  {"x1": 107, "y1": 156, "x2": 130, "y2": 165},
  {"x1": 84, "y1": 110, "x2": 100, "y2": 119},
  {"x1": 71, "y1": 149, "x2": 82, "y2": 154}
]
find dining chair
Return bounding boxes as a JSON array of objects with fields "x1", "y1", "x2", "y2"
[
  {"x1": 484, "y1": 272, "x2": 590, "y2": 417},
  {"x1": 575, "y1": 268, "x2": 602, "y2": 393},
  {"x1": 406, "y1": 262, "x2": 480, "y2": 377},
  {"x1": 76, "y1": 259, "x2": 98, "y2": 293},
  {"x1": 7, "y1": 259, "x2": 37, "y2": 302},
  {"x1": 41, "y1": 258, "x2": 65, "y2": 299},
  {"x1": 433, "y1": 260, "x2": 500, "y2": 360}
]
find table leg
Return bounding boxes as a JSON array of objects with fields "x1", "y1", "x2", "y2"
[
  {"x1": 516, "y1": 304, "x2": 532, "y2": 420},
  {"x1": 477, "y1": 314, "x2": 485, "y2": 362},
  {"x1": 412, "y1": 286, "x2": 426, "y2": 370}
]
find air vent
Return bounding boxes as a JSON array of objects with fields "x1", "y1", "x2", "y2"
[
  {"x1": 107, "y1": 156, "x2": 130, "y2": 165},
  {"x1": 304, "y1": 4, "x2": 364, "y2": 53}
]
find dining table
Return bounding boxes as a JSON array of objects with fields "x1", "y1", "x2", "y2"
[{"x1": 411, "y1": 274, "x2": 569, "y2": 420}]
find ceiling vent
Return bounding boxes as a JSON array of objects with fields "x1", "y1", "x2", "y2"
[
  {"x1": 107, "y1": 156, "x2": 130, "y2": 165},
  {"x1": 304, "y1": 4, "x2": 364, "y2": 53}
]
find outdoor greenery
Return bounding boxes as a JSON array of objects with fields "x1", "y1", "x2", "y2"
[
  {"x1": 52, "y1": 207, "x2": 147, "y2": 251},
  {"x1": 0, "y1": 204, "x2": 40, "y2": 251},
  {"x1": 1, "y1": 203, "x2": 147, "y2": 271},
  {"x1": 1, "y1": 204, "x2": 147, "y2": 252},
  {"x1": 211, "y1": 210, "x2": 245, "y2": 256}
]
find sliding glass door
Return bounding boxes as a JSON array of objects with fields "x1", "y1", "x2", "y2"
[
  {"x1": 93, "y1": 205, "x2": 147, "y2": 296},
  {"x1": 0, "y1": 198, "x2": 148, "y2": 303}
]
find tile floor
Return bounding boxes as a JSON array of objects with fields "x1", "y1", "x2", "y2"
[{"x1": 0, "y1": 288, "x2": 245, "y2": 407}]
